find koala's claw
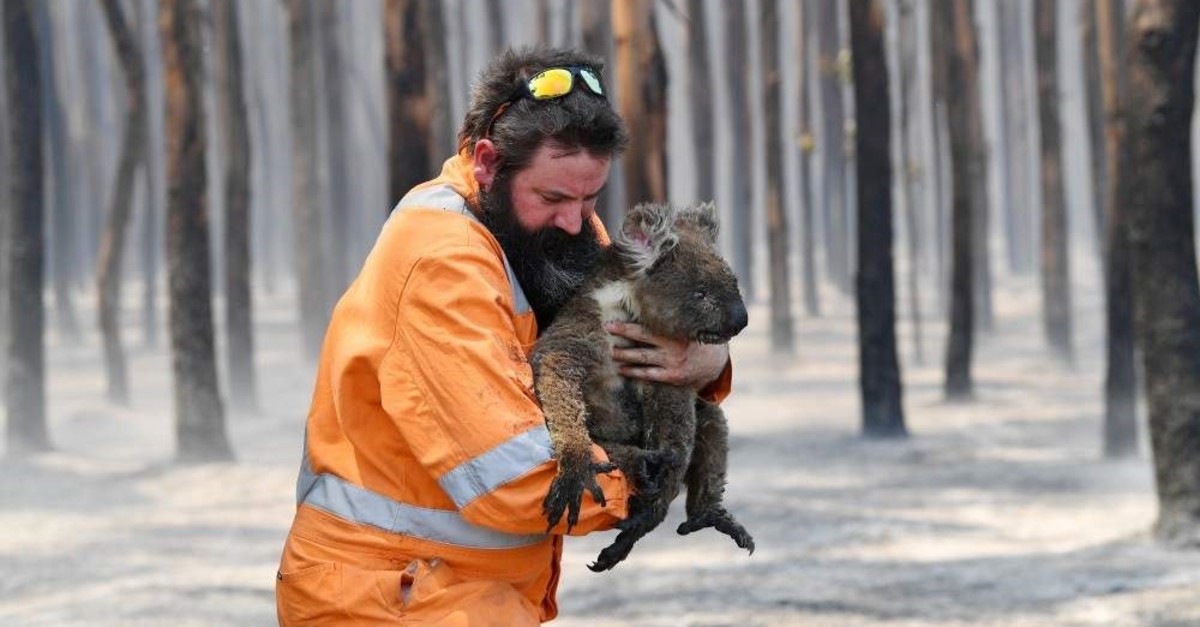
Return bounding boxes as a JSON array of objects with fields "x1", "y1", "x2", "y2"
[
  {"x1": 676, "y1": 508, "x2": 756, "y2": 554},
  {"x1": 632, "y1": 449, "x2": 680, "y2": 496},
  {"x1": 587, "y1": 539, "x2": 634, "y2": 572},
  {"x1": 544, "y1": 460, "x2": 618, "y2": 533}
]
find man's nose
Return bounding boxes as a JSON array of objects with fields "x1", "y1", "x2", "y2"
[{"x1": 553, "y1": 207, "x2": 584, "y2": 235}]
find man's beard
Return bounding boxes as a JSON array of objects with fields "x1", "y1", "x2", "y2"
[{"x1": 478, "y1": 174, "x2": 602, "y2": 330}]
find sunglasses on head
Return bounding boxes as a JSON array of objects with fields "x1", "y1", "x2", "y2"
[{"x1": 484, "y1": 66, "x2": 606, "y2": 139}]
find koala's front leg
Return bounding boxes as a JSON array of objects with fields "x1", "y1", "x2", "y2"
[
  {"x1": 676, "y1": 400, "x2": 755, "y2": 554},
  {"x1": 534, "y1": 352, "x2": 615, "y2": 533}
]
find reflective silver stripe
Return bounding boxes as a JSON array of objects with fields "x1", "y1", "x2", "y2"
[
  {"x1": 296, "y1": 458, "x2": 546, "y2": 549},
  {"x1": 395, "y1": 184, "x2": 471, "y2": 215},
  {"x1": 438, "y1": 425, "x2": 554, "y2": 508},
  {"x1": 392, "y1": 184, "x2": 531, "y2": 315}
]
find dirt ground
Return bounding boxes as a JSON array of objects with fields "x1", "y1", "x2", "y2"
[{"x1": 3, "y1": 272, "x2": 1200, "y2": 626}]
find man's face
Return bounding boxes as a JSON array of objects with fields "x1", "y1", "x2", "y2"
[
  {"x1": 507, "y1": 144, "x2": 611, "y2": 234},
  {"x1": 477, "y1": 144, "x2": 611, "y2": 328}
]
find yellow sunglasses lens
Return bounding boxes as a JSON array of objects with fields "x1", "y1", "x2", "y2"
[{"x1": 528, "y1": 68, "x2": 574, "y2": 100}]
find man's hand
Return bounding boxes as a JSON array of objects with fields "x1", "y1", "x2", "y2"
[{"x1": 605, "y1": 321, "x2": 729, "y2": 390}]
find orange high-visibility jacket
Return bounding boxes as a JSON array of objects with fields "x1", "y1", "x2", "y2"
[{"x1": 277, "y1": 153, "x2": 732, "y2": 625}]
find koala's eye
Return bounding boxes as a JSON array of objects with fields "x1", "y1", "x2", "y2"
[{"x1": 692, "y1": 290, "x2": 707, "y2": 300}]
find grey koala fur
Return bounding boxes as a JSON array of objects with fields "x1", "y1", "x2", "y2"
[{"x1": 531, "y1": 201, "x2": 754, "y2": 572}]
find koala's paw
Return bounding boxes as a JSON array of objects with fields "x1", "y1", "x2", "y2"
[
  {"x1": 630, "y1": 449, "x2": 681, "y2": 497},
  {"x1": 543, "y1": 456, "x2": 618, "y2": 533},
  {"x1": 676, "y1": 507, "x2": 756, "y2": 555},
  {"x1": 587, "y1": 532, "x2": 637, "y2": 572}
]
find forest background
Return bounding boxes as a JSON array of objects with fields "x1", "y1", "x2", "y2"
[{"x1": 2, "y1": 0, "x2": 1200, "y2": 625}]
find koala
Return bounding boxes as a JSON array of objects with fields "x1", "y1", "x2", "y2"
[{"x1": 531, "y1": 201, "x2": 755, "y2": 572}]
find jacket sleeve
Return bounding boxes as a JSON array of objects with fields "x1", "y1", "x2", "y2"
[
  {"x1": 380, "y1": 243, "x2": 628, "y2": 536},
  {"x1": 698, "y1": 358, "x2": 733, "y2": 404}
]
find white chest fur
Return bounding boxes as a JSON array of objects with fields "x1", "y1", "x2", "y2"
[{"x1": 589, "y1": 280, "x2": 639, "y2": 392}]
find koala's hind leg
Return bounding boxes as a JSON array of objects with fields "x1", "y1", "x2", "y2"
[
  {"x1": 589, "y1": 386, "x2": 693, "y2": 572},
  {"x1": 676, "y1": 400, "x2": 755, "y2": 554}
]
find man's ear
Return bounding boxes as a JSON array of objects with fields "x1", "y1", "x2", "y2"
[
  {"x1": 615, "y1": 203, "x2": 678, "y2": 275},
  {"x1": 473, "y1": 139, "x2": 499, "y2": 191}
]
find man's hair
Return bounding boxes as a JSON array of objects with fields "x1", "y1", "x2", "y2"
[{"x1": 458, "y1": 46, "x2": 629, "y2": 173}]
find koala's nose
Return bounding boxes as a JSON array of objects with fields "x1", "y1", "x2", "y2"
[{"x1": 726, "y1": 301, "x2": 749, "y2": 336}]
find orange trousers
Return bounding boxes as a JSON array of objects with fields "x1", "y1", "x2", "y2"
[{"x1": 276, "y1": 510, "x2": 541, "y2": 626}]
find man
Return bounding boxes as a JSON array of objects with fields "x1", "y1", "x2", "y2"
[{"x1": 276, "y1": 47, "x2": 733, "y2": 625}]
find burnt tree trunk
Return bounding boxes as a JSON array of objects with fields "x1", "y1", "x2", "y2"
[
  {"x1": 384, "y1": 0, "x2": 434, "y2": 205},
  {"x1": 897, "y1": 0, "x2": 922, "y2": 362},
  {"x1": 958, "y1": 0, "x2": 991, "y2": 333},
  {"x1": 4, "y1": 0, "x2": 49, "y2": 456},
  {"x1": 39, "y1": 3, "x2": 81, "y2": 346},
  {"x1": 214, "y1": 0, "x2": 257, "y2": 412},
  {"x1": 851, "y1": 0, "x2": 906, "y2": 437},
  {"x1": 1035, "y1": 0, "x2": 1073, "y2": 363},
  {"x1": 136, "y1": 0, "x2": 162, "y2": 348},
  {"x1": 421, "y1": 1, "x2": 451, "y2": 161},
  {"x1": 798, "y1": 0, "x2": 820, "y2": 317},
  {"x1": 581, "y1": 0, "x2": 616, "y2": 224},
  {"x1": 686, "y1": 0, "x2": 713, "y2": 204},
  {"x1": 760, "y1": 0, "x2": 794, "y2": 355},
  {"x1": 940, "y1": 0, "x2": 975, "y2": 400},
  {"x1": 160, "y1": 0, "x2": 232, "y2": 462},
  {"x1": 613, "y1": 0, "x2": 668, "y2": 206},
  {"x1": 1096, "y1": 0, "x2": 1138, "y2": 459},
  {"x1": 287, "y1": 0, "x2": 329, "y2": 360},
  {"x1": 816, "y1": 0, "x2": 850, "y2": 293},
  {"x1": 725, "y1": 1, "x2": 754, "y2": 299},
  {"x1": 998, "y1": 0, "x2": 1035, "y2": 275},
  {"x1": 536, "y1": 0, "x2": 551, "y2": 44},
  {"x1": 1125, "y1": 0, "x2": 1200, "y2": 546},
  {"x1": 487, "y1": 0, "x2": 506, "y2": 54},
  {"x1": 96, "y1": 0, "x2": 146, "y2": 405},
  {"x1": 1081, "y1": 0, "x2": 1109, "y2": 261},
  {"x1": 319, "y1": 0, "x2": 349, "y2": 293}
]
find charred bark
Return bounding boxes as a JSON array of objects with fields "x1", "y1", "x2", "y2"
[
  {"x1": 851, "y1": 0, "x2": 906, "y2": 437},
  {"x1": 1081, "y1": 0, "x2": 1109, "y2": 260},
  {"x1": 939, "y1": 0, "x2": 975, "y2": 400},
  {"x1": 997, "y1": 0, "x2": 1035, "y2": 275},
  {"x1": 319, "y1": 0, "x2": 349, "y2": 293},
  {"x1": 760, "y1": 0, "x2": 794, "y2": 355},
  {"x1": 1035, "y1": 0, "x2": 1074, "y2": 363},
  {"x1": 798, "y1": 0, "x2": 820, "y2": 317},
  {"x1": 384, "y1": 0, "x2": 434, "y2": 206},
  {"x1": 613, "y1": 0, "x2": 668, "y2": 206},
  {"x1": 816, "y1": 0, "x2": 851, "y2": 293},
  {"x1": 161, "y1": 0, "x2": 232, "y2": 462},
  {"x1": 4, "y1": 0, "x2": 49, "y2": 456},
  {"x1": 136, "y1": 0, "x2": 162, "y2": 348},
  {"x1": 686, "y1": 0, "x2": 713, "y2": 204},
  {"x1": 287, "y1": 0, "x2": 330, "y2": 360},
  {"x1": 896, "y1": 0, "x2": 922, "y2": 362},
  {"x1": 1125, "y1": 0, "x2": 1200, "y2": 546},
  {"x1": 95, "y1": 0, "x2": 146, "y2": 405},
  {"x1": 1096, "y1": 0, "x2": 1138, "y2": 459},
  {"x1": 214, "y1": 0, "x2": 257, "y2": 412},
  {"x1": 725, "y1": 1, "x2": 754, "y2": 299}
]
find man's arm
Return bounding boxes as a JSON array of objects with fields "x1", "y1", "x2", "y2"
[{"x1": 381, "y1": 245, "x2": 629, "y2": 536}]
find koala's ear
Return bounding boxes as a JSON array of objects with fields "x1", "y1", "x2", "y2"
[
  {"x1": 675, "y1": 201, "x2": 720, "y2": 245},
  {"x1": 615, "y1": 203, "x2": 679, "y2": 274}
]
